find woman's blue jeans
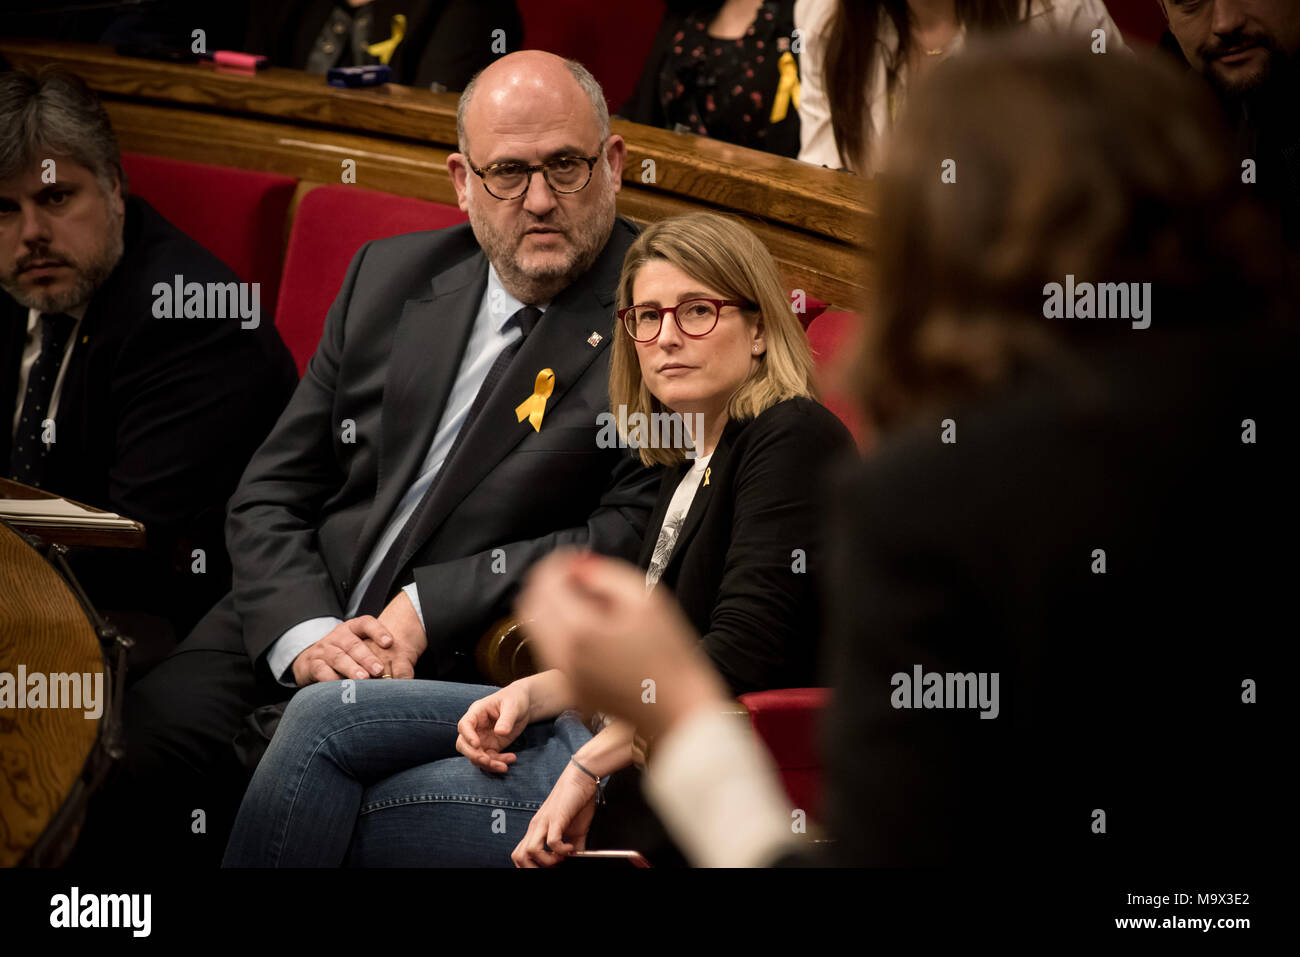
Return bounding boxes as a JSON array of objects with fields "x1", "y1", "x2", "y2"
[{"x1": 221, "y1": 679, "x2": 591, "y2": 867}]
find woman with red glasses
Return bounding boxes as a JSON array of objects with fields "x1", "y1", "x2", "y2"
[{"x1": 222, "y1": 211, "x2": 852, "y2": 867}]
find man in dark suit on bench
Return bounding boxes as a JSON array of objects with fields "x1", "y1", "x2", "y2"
[
  {"x1": 0, "y1": 68, "x2": 299, "y2": 655},
  {"x1": 81, "y1": 50, "x2": 660, "y2": 866}
]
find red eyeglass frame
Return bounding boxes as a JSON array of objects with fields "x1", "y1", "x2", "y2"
[{"x1": 616, "y1": 298, "x2": 750, "y2": 342}]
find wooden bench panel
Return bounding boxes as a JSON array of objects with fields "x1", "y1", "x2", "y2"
[{"x1": 0, "y1": 39, "x2": 873, "y2": 310}]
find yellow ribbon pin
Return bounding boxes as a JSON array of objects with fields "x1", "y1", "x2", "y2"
[
  {"x1": 769, "y1": 52, "x2": 801, "y2": 124},
  {"x1": 515, "y1": 368, "x2": 555, "y2": 432},
  {"x1": 703, "y1": 466, "x2": 711, "y2": 487},
  {"x1": 366, "y1": 14, "x2": 407, "y2": 65}
]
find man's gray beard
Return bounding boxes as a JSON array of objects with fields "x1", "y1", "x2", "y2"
[
  {"x1": 471, "y1": 185, "x2": 617, "y2": 304},
  {"x1": 0, "y1": 203, "x2": 125, "y2": 315}
]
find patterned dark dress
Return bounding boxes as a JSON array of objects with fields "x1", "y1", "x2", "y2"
[{"x1": 621, "y1": 1, "x2": 801, "y2": 158}]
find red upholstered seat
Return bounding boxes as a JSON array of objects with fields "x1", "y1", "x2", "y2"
[
  {"x1": 274, "y1": 185, "x2": 468, "y2": 374},
  {"x1": 806, "y1": 308, "x2": 867, "y2": 445},
  {"x1": 121, "y1": 153, "x2": 297, "y2": 320},
  {"x1": 516, "y1": 0, "x2": 665, "y2": 111},
  {"x1": 796, "y1": 295, "x2": 828, "y2": 329},
  {"x1": 739, "y1": 688, "x2": 830, "y2": 825}
]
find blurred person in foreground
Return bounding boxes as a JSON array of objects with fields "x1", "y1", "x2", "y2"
[{"x1": 516, "y1": 37, "x2": 1293, "y2": 866}]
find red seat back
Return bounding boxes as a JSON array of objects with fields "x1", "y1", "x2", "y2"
[
  {"x1": 121, "y1": 153, "x2": 297, "y2": 319},
  {"x1": 274, "y1": 186, "x2": 469, "y2": 374},
  {"x1": 739, "y1": 687, "x2": 830, "y2": 824},
  {"x1": 516, "y1": 0, "x2": 665, "y2": 111},
  {"x1": 806, "y1": 309, "x2": 867, "y2": 446}
]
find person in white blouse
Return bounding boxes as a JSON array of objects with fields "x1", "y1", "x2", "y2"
[{"x1": 795, "y1": 0, "x2": 1127, "y2": 173}]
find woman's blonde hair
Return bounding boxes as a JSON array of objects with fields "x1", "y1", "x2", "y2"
[{"x1": 609, "y1": 212, "x2": 817, "y2": 466}]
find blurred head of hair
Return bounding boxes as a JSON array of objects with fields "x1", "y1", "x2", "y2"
[
  {"x1": 856, "y1": 36, "x2": 1289, "y2": 431},
  {"x1": 610, "y1": 212, "x2": 817, "y2": 466}
]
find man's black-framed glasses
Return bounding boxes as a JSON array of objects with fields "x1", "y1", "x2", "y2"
[
  {"x1": 617, "y1": 298, "x2": 750, "y2": 342},
  {"x1": 468, "y1": 146, "x2": 603, "y2": 200}
]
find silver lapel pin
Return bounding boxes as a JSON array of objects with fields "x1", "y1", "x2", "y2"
[{"x1": 586, "y1": 331, "x2": 603, "y2": 348}]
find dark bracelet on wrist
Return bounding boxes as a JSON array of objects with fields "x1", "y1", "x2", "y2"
[{"x1": 569, "y1": 756, "x2": 606, "y2": 805}]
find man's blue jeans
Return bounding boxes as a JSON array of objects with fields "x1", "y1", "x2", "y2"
[{"x1": 221, "y1": 679, "x2": 591, "y2": 866}]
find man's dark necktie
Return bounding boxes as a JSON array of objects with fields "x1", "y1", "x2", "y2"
[
  {"x1": 9, "y1": 312, "x2": 76, "y2": 487},
  {"x1": 356, "y1": 304, "x2": 543, "y2": 614}
]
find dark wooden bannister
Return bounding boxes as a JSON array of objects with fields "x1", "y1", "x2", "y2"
[{"x1": 0, "y1": 40, "x2": 875, "y2": 312}]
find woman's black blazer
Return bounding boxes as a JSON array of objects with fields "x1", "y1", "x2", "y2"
[
  {"x1": 634, "y1": 396, "x2": 855, "y2": 694},
  {"x1": 589, "y1": 396, "x2": 853, "y2": 862}
]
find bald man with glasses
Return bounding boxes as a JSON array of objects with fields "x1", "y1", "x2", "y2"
[{"x1": 79, "y1": 51, "x2": 661, "y2": 867}]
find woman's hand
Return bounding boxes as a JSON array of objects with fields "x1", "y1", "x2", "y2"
[
  {"x1": 515, "y1": 549, "x2": 730, "y2": 740},
  {"x1": 456, "y1": 682, "x2": 532, "y2": 772},
  {"x1": 511, "y1": 762, "x2": 599, "y2": 868}
]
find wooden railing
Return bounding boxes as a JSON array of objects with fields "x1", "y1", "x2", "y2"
[{"x1": 0, "y1": 40, "x2": 875, "y2": 312}]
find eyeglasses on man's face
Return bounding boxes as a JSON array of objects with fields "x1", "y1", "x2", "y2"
[
  {"x1": 467, "y1": 144, "x2": 605, "y2": 200},
  {"x1": 617, "y1": 298, "x2": 750, "y2": 343}
]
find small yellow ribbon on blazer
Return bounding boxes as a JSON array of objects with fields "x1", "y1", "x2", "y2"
[
  {"x1": 515, "y1": 368, "x2": 555, "y2": 432},
  {"x1": 769, "y1": 51, "x2": 801, "y2": 124},
  {"x1": 366, "y1": 14, "x2": 407, "y2": 65},
  {"x1": 703, "y1": 466, "x2": 711, "y2": 487}
]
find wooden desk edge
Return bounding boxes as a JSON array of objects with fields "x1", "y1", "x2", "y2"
[
  {"x1": 0, "y1": 39, "x2": 876, "y2": 246},
  {"x1": 0, "y1": 480, "x2": 147, "y2": 550}
]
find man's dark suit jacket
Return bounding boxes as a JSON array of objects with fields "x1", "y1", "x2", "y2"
[
  {"x1": 815, "y1": 322, "x2": 1290, "y2": 867},
  {"x1": 0, "y1": 195, "x2": 298, "y2": 638},
  {"x1": 220, "y1": 217, "x2": 660, "y2": 680},
  {"x1": 590, "y1": 395, "x2": 854, "y2": 861}
]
